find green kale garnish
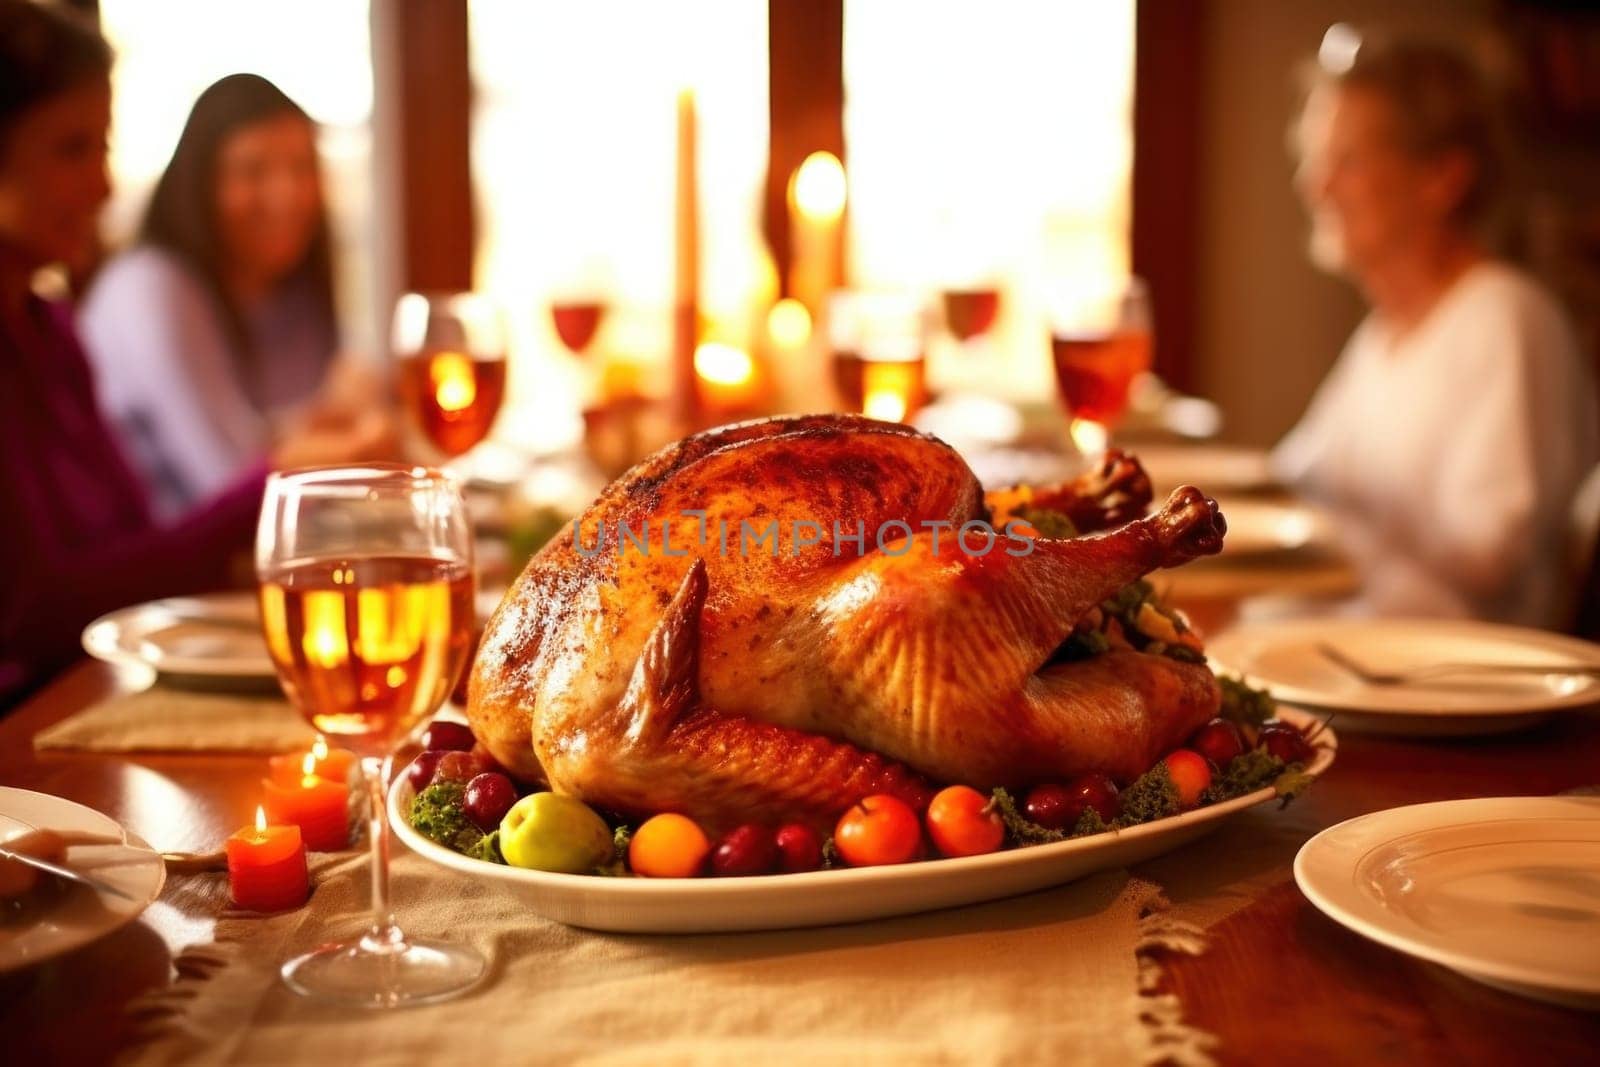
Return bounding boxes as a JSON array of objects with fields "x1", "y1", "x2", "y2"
[
  {"x1": 1217, "y1": 675, "x2": 1276, "y2": 728},
  {"x1": 1100, "y1": 579, "x2": 1154, "y2": 621},
  {"x1": 593, "y1": 824, "x2": 634, "y2": 877},
  {"x1": 1270, "y1": 765, "x2": 1316, "y2": 807},
  {"x1": 409, "y1": 782, "x2": 483, "y2": 854},
  {"x1": 1111, "y1": 763, "x2": 1180, "y2": 827},
  {"x1": 1200, "y1": 749, "x2": 1285, "y2": 804},
  {"x1": 1199, "y1": 748, "x2": 1316, "y2": 809},
  {"x1": 1050, "y1": 626, "x2": 1111, "y2": 664},
  {"x1": 1012, "y1": 506, "x2": 1079, "y2": 540},
  {"x1": 991, "y1": 787, "x2": 1068, "y2": 846},
  {"x1": 990, "y1": 787, "x2": 1114, "y2": 847},
  {"x1": 469, "y1": 829, "x2": 507, "y2": 864},
  {"x1": 1070, "y1": 807, "x2": 1109, "y2": 837}
]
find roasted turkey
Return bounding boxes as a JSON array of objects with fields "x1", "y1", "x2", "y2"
[{"x1": 469, "y1": 414, "x2": 1227, "y2": 832}]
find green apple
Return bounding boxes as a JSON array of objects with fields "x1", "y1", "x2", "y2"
[{"x1": 498, "y1": 792, "x2": 612, "y2": 873}]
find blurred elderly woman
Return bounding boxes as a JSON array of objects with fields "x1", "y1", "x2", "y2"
[{"x1": 1274, "y1": 36, "x2": 1599, "y2": 628}]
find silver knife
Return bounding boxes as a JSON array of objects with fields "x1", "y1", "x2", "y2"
[{"x1": 0, "y1": 845, "x2": 140, "y2": 902}]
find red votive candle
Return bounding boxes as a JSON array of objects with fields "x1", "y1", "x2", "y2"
[
  {"x1": 269, "y1": 736, "x2": 356, "y2": 789},
  {"x1": 263, "y1": 752, "x2": 351, "y2": 851},
  {"x1": 227, "y1": 807, "x2": 309, "y2": 911}
]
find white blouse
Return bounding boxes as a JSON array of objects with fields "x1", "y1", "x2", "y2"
[
  {"x1": 1273, "y1": 261, "x2": 1599, "y2": 628},
  {"x1": 78, "y1": 246, "x2": 335, "y2": 520}
]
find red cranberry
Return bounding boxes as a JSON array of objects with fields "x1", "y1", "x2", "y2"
[
  {"x1": 774, "y1": 824, "x2": 824, "y2": 873},
  {"x1": 709, "y1": 824, "x2": 779, "y2": 877}
]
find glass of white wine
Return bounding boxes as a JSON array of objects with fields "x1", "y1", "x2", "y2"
[{"x1": 256, "y1": 464, "x2": 484, "y2": 1006}]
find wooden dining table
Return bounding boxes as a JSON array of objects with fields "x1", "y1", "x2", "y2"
[{"x1": 4, "y1": 597, "x2": 1600, "y2": 1065}]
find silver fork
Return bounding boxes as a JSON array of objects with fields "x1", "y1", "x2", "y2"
[{"x1": 1316, "y1": 643, "x2": 1600, "y2": 687}]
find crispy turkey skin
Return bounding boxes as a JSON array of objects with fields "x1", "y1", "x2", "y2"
[{"x1": 469, "y1": 414, "x2": 1226, "y2": 832}]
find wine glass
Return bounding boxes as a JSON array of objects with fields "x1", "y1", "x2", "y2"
[
  {"x1": 550, "y1": 298, "x2": 607, "y2": 360},
  {"x1": 257, "y1": 464, "x2": 484, "y2": 1006},
  {"x1": 1048, "y1": 276, "x2": 1153, "y2": 454},
  {"x1": 827, "y1": 290, "x2": 930, "y2": 424},
  {"x1": 940, "y1": 283, "x2": 1001, "y2": 357},
  {"x1": 393, "y1": 292, "x2": 508, "y2": 459}
]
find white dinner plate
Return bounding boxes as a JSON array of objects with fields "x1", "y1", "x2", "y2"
[
  {"x1": 1295, "y1": 796, "x2": 1600, "y2": 1010},
  {"x1": 1135, "y1": 444, "x2": 1278, "y2": 495},
  {"x1": 1206, "y1": 618, "x2": 1600, "y2": 736},
  {"x1": 83, "y1": 592, "x2": 275, "y2": 685},
  {"x1": 391, "y1": 710, "x2": 1336, "y2": 933},
  {"x1": 0, "y1": 787, "x2": 166, "y2": 973},
  {"x1": 1210, "y1": 499, "x2": 1334, "y2": 559}
]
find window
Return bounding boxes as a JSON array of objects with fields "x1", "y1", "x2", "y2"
[
  {"x1": 844, "y1": 1, "x2": 1136, "y2": 399},
  {"x1": 470, "y1": 1, "x2": 770, "y2": 453}
]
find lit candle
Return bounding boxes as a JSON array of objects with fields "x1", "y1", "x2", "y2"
[
  {"x1": 263, "y1": 752, "x2": 351, "y2": 852},
  {"x1": 673, "y1": 87, "x2": 701, "y2": 425},
  {"x1": 227, "y1": 806, "x2": 309, "y2": 912},
  {"x1": 693, "y1": 342, "x2": 760, "y2": 413},
  {"x1": 788, "y1": 151, "x2": 846, "y2": 315},
  {"x1": 861, "y1": 359, "x2": 924, "y2": 424},
  {"x1": 269, "y1": 736, "x2": 356, "y2": 790}
]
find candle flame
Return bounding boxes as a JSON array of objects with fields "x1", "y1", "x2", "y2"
[
  {"x1": 430, "y1": 351, "x2": 478, "y2": 413},
  {"x1": 312, "y1": 736, "x2": 329, "y2": 761},
  {"x1": 1069, "y1": 417, "x2": 1109, "y2": 456},
  {"x1": 792, "y1": 151, "x2": 847, "y2": 222},
  {"x1": 860, "y1": 360, "x2": 917, "y2": 424},
  {"x1": 863, "y1": 387, "x2": 909, "y2": 423},
  {"x1": 302, "y1": 752, "x2": 317, "y2": 779},
  {"x1": 693, "y1": 342, "x2": 755, "y2": 387},
  {"x1": 255, "y1": 805, "x2": 267, "y2": 833}
]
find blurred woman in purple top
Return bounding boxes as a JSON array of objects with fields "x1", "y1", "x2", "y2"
[{"x1": 0, "y1": 1, "x2": 388, "y2": 706}]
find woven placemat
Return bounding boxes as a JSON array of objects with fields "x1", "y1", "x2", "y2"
[{"x1": 33, "y1": 686, "x2": 313, "y2": 754}]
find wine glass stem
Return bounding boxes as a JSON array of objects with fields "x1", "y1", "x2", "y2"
[{"x1": 360, "y1": 754, "x2": 403, "y2": 954}]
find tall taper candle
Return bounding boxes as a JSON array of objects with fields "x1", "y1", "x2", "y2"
[{"x1": 673, "y1": 88, "x2": 701, "y2": 427}]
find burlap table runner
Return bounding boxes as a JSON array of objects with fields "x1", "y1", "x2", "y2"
[
  {"x1": 120, "y1": 846, "x2": 1218, "y2": 1067},
  {"x1": 32, "y1": 687, "x2": 313, "y2": 754}
]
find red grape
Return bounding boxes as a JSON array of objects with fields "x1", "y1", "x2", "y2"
[
  {"x1": 774, "y1": 824, "x2": 823, "y2": 873},
  {"x1": 406, "y1": 751, "x2": 442, "y2": 793},
  {"x1": 1025, "y1": 775, "x2": 1119, "y2": 830},
  {"x1": 421, "y1": 720, "x2": 475, "y2": 752},
  {"x1": 433, "y1": 750, "x2": 489, "y2": 784},
  {"x1": 1258, "y1": 722, "x2": 1314, "y2": 764},
  {"x1": 1065, "y1": 774, "x2": 1120, "y2": 822},
  {"x1": 1188, "y1": 718, "x2": 1244, "y2": 768},
  {"x1": 462, "y1": 772, "x2": 518, "y2": 831},
  {"x1": 1023, "y1": 784, "x2": 1074, "y2": 830},
  {"x1": 469, "y1": 743, "x2": 509, "y2": 777},
  {"x1": 709, "y1": 824, "x2": 779, "y2": 877}
]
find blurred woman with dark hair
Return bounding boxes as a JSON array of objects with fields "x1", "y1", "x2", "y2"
[
  {"x1": 0, "y1": 2, "x2": 386, "y2": 706},
  {"x1": 80, "y1": 73, "x2": 384, "y2": 518},
  {"x1": 1275, "y1": 35, "x2": 1599, "y2": 627}
]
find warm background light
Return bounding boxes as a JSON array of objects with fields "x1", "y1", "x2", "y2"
[
  {"x1": 791, "y1": 151, "x2": 848, "y2": 222},
  {"x1": 1068, "y1": 418, "x2": 1110, "y2": 456},
  {"x1": 472, "y1": 1, "x2": 769, "y2": 453},
  {"x1": 767, "y1": 298, "x2": 813, "y2": 349},
  {"x1": 98, "y1": 0, "x2": 376, "y2": 349},
  {"x1": 844, "y1": 1, "x2": 1135, "y2": 403},
  {"x1": 693, "y1": 342, "x2": 756, "y2": 387}
]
